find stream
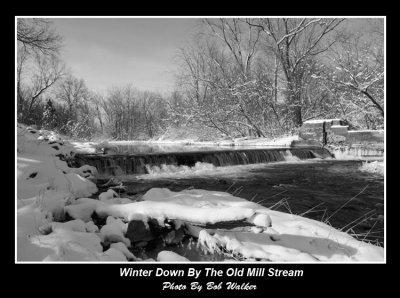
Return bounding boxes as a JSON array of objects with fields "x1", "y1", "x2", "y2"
[{"x1": 77, "y1": 144, "x2": 384, "y2": 259}]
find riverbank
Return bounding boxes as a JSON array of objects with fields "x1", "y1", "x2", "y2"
[{"x1": 16, "y1": 124, "x2": 384, "y2": 262}]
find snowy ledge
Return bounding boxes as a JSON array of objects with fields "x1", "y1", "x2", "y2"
[{"x1": 70, "y1": 135, "x2": 302, "y2": 154}]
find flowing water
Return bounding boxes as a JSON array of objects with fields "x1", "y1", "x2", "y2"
[{"x1": 74, "y1": 144, "x2": 384, "y2": 252}]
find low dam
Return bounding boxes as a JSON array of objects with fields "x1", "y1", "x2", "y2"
[{"x1": 74, "y1": 147, "x2": 333, "y2": 176}]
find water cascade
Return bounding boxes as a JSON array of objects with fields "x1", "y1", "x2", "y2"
[{"x1": 73, "y1": 147, "x2": 333, "y2": 177}]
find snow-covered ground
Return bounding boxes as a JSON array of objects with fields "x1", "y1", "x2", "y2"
[{"x1": 16, "y1": 124, "x2": 384, "y2": 262}]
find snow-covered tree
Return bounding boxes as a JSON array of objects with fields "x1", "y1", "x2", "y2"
[{"x1": 245, "y1": 18, "x2": 345, "y2": 127}]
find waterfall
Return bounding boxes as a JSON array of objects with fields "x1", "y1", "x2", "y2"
[{"x1": 73, "y1": 147, "x2": 332, "y2": 177}]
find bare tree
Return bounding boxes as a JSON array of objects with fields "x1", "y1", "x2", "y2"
[
  {"x1": 175, "y1": 20, "x2": 272, "y2": 138},
  {"x1": 56, "y1": 74, "x2": 88, "y2": 122},
  {"x1": 203, "y1": 18, "x2": 262, "y2": 80},
  {"x1": 17, "y1": 46, "x2": 29, "y2": 114},
  {"x1": 329, "y1": 29, "x2": 384, "y2": 118},
  {"x1": 17, "y1": 18, "x2": 63, "y2": 56},
  {"x1": 19, "y1": 53, "x2": 65, "y2": 122},
  {"x1": 90, "y1": 92, "x2": 105, "y2": 135},
  {"x1": 307, "y1": 20, "x2": 385, "y2": 129},
  {"x1": 17, "y1": 18, "x2": 65, "y2": 125},
  {"x1": 245, "y1": 18, "x2": 345, "y2": 127}
]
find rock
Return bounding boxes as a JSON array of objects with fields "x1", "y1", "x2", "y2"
[
  {"x1": 100, "y1": 217, "x2": 130, "y2": 246},
  {"x1": 85, "y1": 221, "x2": 99, "y2": 233},
  {"x1": 162, "y1": 228, "x2": 185, "y2": 245},
  {"x1": 28, "y1": 172, "x2": 38, "y2": 179},
  {"x1": 109, "y1": 185, "x2": 127, "y2": 192},
  {"x1": 203, "y1": 219, "x2": 255, "y2": 230},
  {"x1": 110, "y1": 242, "x2": 137, "y2": 260},
  {"x1": 248, "y1": 213, "x2": 272, "y2": 228},
  {"x1": 136, "y1": 241, "x2": 148, "y2": 248},
  {"x1": 128, "y1": 184, "x2": 153, "y2": 195},
  {"x1": 99, "y1": 189, "x2": 119, "y2": 202},
  {"x1": 126, "y1": 219, "x2": 157, "y2": 244}
]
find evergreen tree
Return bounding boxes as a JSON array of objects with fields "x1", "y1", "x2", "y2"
[{"x1": 42, "y1": 98, "x2": 57, "y2": 130}]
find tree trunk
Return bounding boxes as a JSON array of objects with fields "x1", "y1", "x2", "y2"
[{"x1": 288, "y1": 79, "x2": 303, "y2": 128}]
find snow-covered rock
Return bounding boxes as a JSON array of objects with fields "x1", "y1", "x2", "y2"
[
  {"x1": 99, "y1": 189, "x2": 119, "y2": 202},
  {"x1": 38, "y1": 219, "x2": 87, "y2": 234},
  {"x1": 85, "y1": 221, "x2": 99, "y2": 233},
  {"x1": 110, "y1": 242, "x2": 138, "y2": 261},
  {"x1": 99, "y1": 247, "x2": 127, "y2": 261},
  {"x1": 64, "y1": 198, "x2": 100, "y2": 222},
  {"x1": 100, "y1": 217, "x2": 130, "y2": 247},
  {"x1": 157, "y1": 251, "x2": 189, "y2": 262}
]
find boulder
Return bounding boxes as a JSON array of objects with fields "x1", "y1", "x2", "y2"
[{"x1": 126, "y1": 218, "x2": 164, "y2": 244}]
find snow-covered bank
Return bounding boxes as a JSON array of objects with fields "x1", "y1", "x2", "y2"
[
  {"x1": 359, "y1": 161, "x2": 384, "y2": 176},
  {"x1": 17, "y1": 124, "x2": 384, "y2": 262},
  {"x1": 114, "y1": 135, "x2": 300, "y2": 147},
  {"x1": 17, "y1": 124, "x2": 101, "y2": 261}
]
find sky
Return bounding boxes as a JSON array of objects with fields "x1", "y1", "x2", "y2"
[
  {"x1": 48, "y1": 18, "x2": 383, "y2": 96},
  {"x1": 50, "y1": 18, "x2": 200, "y2": 95}
]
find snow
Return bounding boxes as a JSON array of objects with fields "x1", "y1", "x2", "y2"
[
  {"x1": 17, "y1": 153, "x2": 97, "y2": 200},
  {"x1": 99, "y1": 248, "x2": 127, "y2": 261},
  {"x1": 69, "y1": 141, "x2": 100, "y2": 154},
  {"x1": 331, "y1": 125, "x2": 349, "y2": 128},
  {"x1": 359, "y1": 161, "x2": 384, "y2": 175},
  {"x1": 85, "y1": 221, "x2": 99, "y2": 233},
  {"x1": 95, "y1": 199, "x2": 257, "y2": 226},
  {"x1": 110, "y1": 242, "x2": 138, "y2": 261},
  {"x1": 153, "y1": 189, "x2": 383, "y2": 262},
  {"x1": 17, "y1": 125, "x2": 101, "y2": 261},
  {"x1": 17, "y1": 123, "x2": 384, "y2": 263},
  {"x1": 38, "y1": 219, "x2": 87, "y2": 234},
  {"x1": 64, "y1": 198, "x2": 100, "y2": 222},
  {"x1": 304, "y1": 119, "x2": 342, "y2": 124},
  {"x1": 157, "y1": 251, "x2": 190, "y2": 262},
  {"x1": 70, "y1": 135, "x2": 301, "y2": 155},
  {"x1": 247, "y1": 213, "x2": 272, "y2": 228},
  {"x1": 348, "y1": 130, "x2": 384, "y2": 134},
  {"x1": 100, "y1": 216, "x2": 130, "y2": 247},
  {"x1": 99, "y1": 189, "x2": 119, "y2": 202}
]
